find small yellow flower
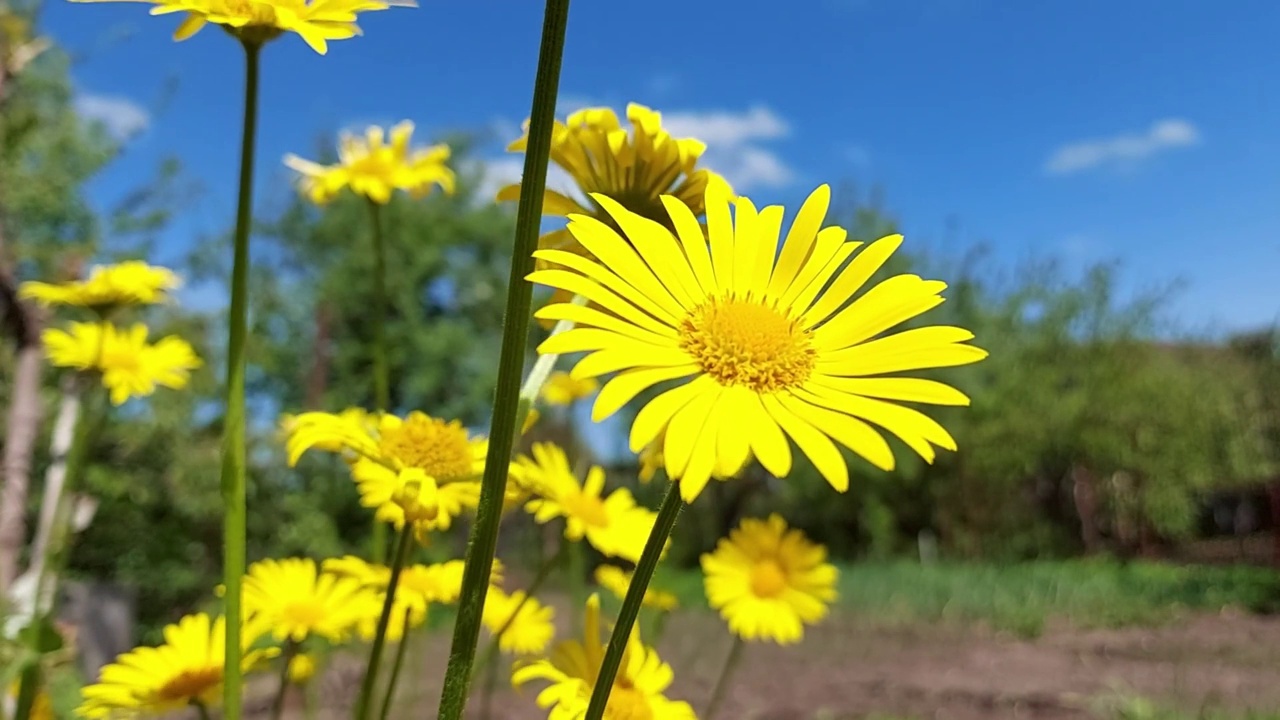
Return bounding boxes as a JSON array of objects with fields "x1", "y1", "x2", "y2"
[
  {"x1": 287, "y1": 410, "x2": 487, "y2": 477},
  {"x1": 702, "y1": 514, "x2": 837, "y2": 644},
  {"x1": 68, "y1": 0, "x2": 411, "y2": 54},
  {"x1": 243, "y1": 558, "x2": 375, "y2": 643},
  {"x1": 77, "y1": 613, "x2": 276, "y2": 718},
  {"x1": 20, "y1": 261, "x2": 180, "y2": 312},
  {"x1": 530, "y1": 184, "x2": 988, "y2": 502},
  {"x1": 513, "y1": 594, "x2": 694, "y2": 720},
  {"x1": 514, "y1": 443, "x2": 658, "y2": 563},
  {"x1": 498, "y1": 103, "x2": 728, "y2": 268},
  {"x1": 285, "y1": 121, "x2": 455, "y2": 205},
  {"x1": 43, "y1": 322, "x2": 202, "y2": 406},
  {"x1": 482, "y1": 588, "x2": 555, "y2": 656},
  {"x1": 287, "y1": 654, "x2": 318, "y2": 684},
  {"x1": 540, "y1": 371, "x2": 599, "y2": 406},
  {"x1": 278, "y1": 407, "x2": 372, "y2": 457},
  {"x1": 594, "y1": 565, "x2": 678, "y2": 612}
]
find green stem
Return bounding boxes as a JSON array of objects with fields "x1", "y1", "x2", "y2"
[
  {"x1": 193, "y1": 701, "x2": 213, "y2": 720},
  {"x1": 650, "y1": 609, "x2": 669, "y2": 647},
  {"x1": 376, "y1": 607, "x2": 414, "y2": 720},
  {"x1": 703, "y1": 636, "x2": 744, "y2": 720},
  {"x1": 12, "y1": 664, "x2": 38, "y2": 720},
  {"x1": 269, "y1": 640, "x2": 297, "y2": 720},
  {"x1": 469, "y1": 542, "x2": 564, "y2": 683},
  {"x1": 368, "y1": 198, "x2": 390, "y2": 564},
  {"x1": 221, "y1": 37, "x2": 262, "y2": 720},
  {"x1": 584, "y1": 481, "x2": 683, "y2": 720},
  {"x1": 567, "y1": 535, "x2": 586, "y2": 635},
  {"x1": 354, "y1": 526, "x2": 413, "y2": 720},
  {"x1": 433, "y1": 1, "x2": 571, "y2": 718},
  {"x1": 367, "y1": 198, "x2": 390, "y2": 413}
]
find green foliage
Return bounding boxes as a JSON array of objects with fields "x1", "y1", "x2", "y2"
[{"x1": 659, "y1": 559, "x2": 1280, "y2": 639}]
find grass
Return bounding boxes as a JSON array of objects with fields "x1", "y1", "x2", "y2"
[{"x1": 654, "y1": 558, "x2": 1280, "y2": 638}]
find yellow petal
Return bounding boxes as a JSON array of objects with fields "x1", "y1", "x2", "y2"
[
  {"x1": 814, "y1": 275, "x2": 947, "y2": 350},
  {"x1": 803, "y1": 234, "x2": 904, "y2": 328},
  {"x1": 766, "y1": 184, "x2": 831, "y2": 301},
  {"x1": 660, "y1": 195, "x2": 717, "y2": 296},
  {"x1": 760, "y1": 394, "x2": 852, "y2": 491},
  {"x1": 629, "y1": 375, "x2": 715, "y2": 453},
  {"x1": 593, "y1": 365, "x2": 701, "y2": 421}
]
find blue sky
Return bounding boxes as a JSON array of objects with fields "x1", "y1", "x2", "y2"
[{"x1": 44, "y1": 0, "x2": 1280, "y2": 335}]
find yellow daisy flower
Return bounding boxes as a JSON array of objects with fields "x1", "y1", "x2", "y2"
[
  {"x1": 19, "y1": 261, "x2": 179, "y2": 311},
  {"x1": 68, "y1": 0, "x2": 410, "y2": 54},
  {"x1": 482, "y1": 588, "x2": 555, "y2": 656},
  {"x1": 513, "y1": 594, "x2": 694, "y2": 720},
  {"x1": 278, "y1": 407, "x2": 372, "y2": 457},
  {"x1": 287, "y1": 410, "x2": 494, "y2": 531},
  {"x1": 529, "y1": 183, "x2": 988, "y2": 502},
  {"x1": 43, "y1": 322, "x2": 202, "y2": 406},
  {"x1": 284, "y1": 121, "x2": 455, "y2": 205},
  {"x1": 594, "y1": 565, "x2": 678, "y2": 612},
  {"x1": 498, "y1": 103, "x2": 729, "y2": 266},
  {"x1": 702, "y1": 514, "x2": 837, "y2": 644},
  {"x1": 514, "y1": 442, "x2": 658, "y2": 563},
  {"x1": 77, "y1": 612, "x2": 276, "y2": 718},
  {"x1": 540, "y1": 370, "x2": 599, "y2": 406},
  {"x1": 243, "y1": 557, "x2": 375, "y2": 643}
]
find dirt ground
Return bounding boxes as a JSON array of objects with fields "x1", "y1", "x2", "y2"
[{"x1": 257, "y1": 605, "x2": 1280, "y2": 720}]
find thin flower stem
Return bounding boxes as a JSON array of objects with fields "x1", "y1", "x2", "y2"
[
  {"x1": 433, "y1": 1, "x2": 571, "y2": 718},
  {"x1": 584, "y1": 481, "x2": 683, "y2": 720},
  {"x1": 193, "y1": 700, "x2": 213, "y2": 720},
  {"x1": 514, "y1": 294, "x2": 588, "y2": 426},
  {"x1": 354, "y1": 525, "x2": 413, "y2": 720},
  {"x1": 469, "y1": 541, "x2": 565, "y2": 684},
  {"x1": 11, "y1": 663, "x2": 38, "y2": 720},
  {"x1": 477, "y1": 646, "x2": 499, "y2": 720},
  {"x1": 566, "y1": 535, "x2": 586, "y2": 634},
  {"x1": 702, "y1": 635, "x2": 744, "y2": 720},
  {"x1": 221, "y1": 37, "x2": 262, "y2": 720},
  {"x1": 268, "y1": 640, "x2": 298, "y2": 720},
  {"x1": 367, "y1": 196, "x2": 390, "y2": 565},
  {"x1": 367, "y1": 198, "x2": 390, "y2": 413},
  {"x1": 376, "y1": 606, "x2": 414, "y2": 720}
]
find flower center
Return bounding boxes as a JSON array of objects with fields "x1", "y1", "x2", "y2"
[
  {"x1": 155, "y1": 667, "x2": 222, "y2": 703},
  {"x1": 282, "y1": 600, "x2": 327, "y2": 630},
  {"x1": 749, "y1": 559, "x2": 789, "y2": 599},
  {"x1": 378, "y1": 415, "x2": 474, "y2": 481},
  {"x1": 604, "y1": 686, "x2": 654, "y2": 720},
  {"x1": 680, "y1": 298, "x2": 816, "y2": 392},
  {"x1": 99, "y1": 346, "x2": 141, "y2": 374},
  {"x1": 561, "y1": 489, "x2": 610, "y2": 528}
]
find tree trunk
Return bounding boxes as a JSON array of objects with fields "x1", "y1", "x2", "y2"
[{"x1": 0, "y1": 335, "x2": 43, "y2": 591}]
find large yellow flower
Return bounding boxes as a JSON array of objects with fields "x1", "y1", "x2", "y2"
[
  {"x1": 68, "y1": 0, "x2": 409, "y2": 54},
  {"x1": 43, "y1": 322, "x2": 202, "y2": 406},
  {"x1": 529, "y1": 183, "x2": 988, "y2": 502},
  {"x1": 77, "y1": 613, "x2": 275, "y2": 718},
  {"x1": 702, "y1": 514, "x2": 836, "y2": 644},
  {"x1": 498, "y1": 103, "x2": 728, "y2": 266},
  {"x1": 20, "y1": 261, "x2": 179, "y2": 311},
  {"x1": 242, "y1": 557, "x2": 375, "y2": 643},
  {"x1": 515, "y1": 442, "x2": 657, "y2": 563},
  {"x1": 513, "y1": 594, "x2": 694, "y2": 720},
  {"x1": 594, "y1": 565, "x2": 677, "y2": 612},
  {"x1": 482, "y1": 588, "x2": 555, "y2": 656},
  {"x1": 285, "y1": 121, "x2": 455, "y2": 205}
]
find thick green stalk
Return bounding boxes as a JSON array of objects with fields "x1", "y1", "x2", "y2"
[
  {"x1": 376, "y1": 607, "x2": 415, "y2": 720},
  {"x1": 221, "y1": 37, "x2": 262, "y2": 720},
  {"x1": 433, "y1": 1, "x2": 570, "y2": 718},
  {"x1": 703, "y1": 636, "x2": 744, "y2": 720},
  {"x1": 584, "y1": 481, "x2": 683, "y2": 720},
  {"x1": 353, "y1": 526, "x2": 413, "y2": 720},
  {"x1": 367, "y1": 197, "x2": 390, "y2": 564}
]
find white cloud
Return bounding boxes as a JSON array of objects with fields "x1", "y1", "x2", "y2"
[
  {"x1": 662, "y1": 105, "x2": 794, "y2": 190},
  {"x1": 1043, "y1": 118, "x2": 1200, "y2": 176},
  {"x1": 74, "y1": 92, "x2": 149, "y2": 140},
  {"x1": 470, "y1": 156, "x2": 578, "y2": 208}
]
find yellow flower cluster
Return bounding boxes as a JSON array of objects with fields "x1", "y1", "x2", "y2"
[
  {"x1": 21, "y1": 262, "x2": 202, "y2": 405},
  {"x1": 285, "y1": 121, "x2": 456, "y2": 205}
]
